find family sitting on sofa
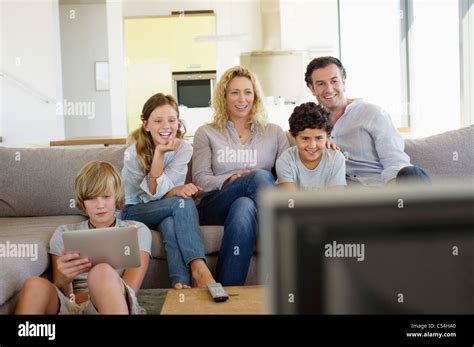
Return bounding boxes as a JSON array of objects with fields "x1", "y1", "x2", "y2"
[{"x1": 14, "y1": 56, "x2": 430, "y2": 315}]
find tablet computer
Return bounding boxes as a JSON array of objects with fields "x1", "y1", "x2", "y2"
[{"x1": 63, "y1": 226, "x2": 141, "y2": 269}]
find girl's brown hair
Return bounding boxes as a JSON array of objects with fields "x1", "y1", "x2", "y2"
[{"x1": 128, "y1": 93, "x2": 186, "y2": 174}]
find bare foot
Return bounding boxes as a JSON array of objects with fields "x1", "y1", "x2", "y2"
[
  {"x1": 174, "y1": 283, "x2": 191, "y2": 289},
  {"x1": 190, "y1": 259, "x2": 216, "y2": 288}
]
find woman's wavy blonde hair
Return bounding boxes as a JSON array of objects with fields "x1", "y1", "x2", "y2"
[
  {"x1": 210, "y1": 66, "x2": 268, "y2": 131},
  {"x1": 128, "y1": 93, "x2": 185, "y2": 174}
]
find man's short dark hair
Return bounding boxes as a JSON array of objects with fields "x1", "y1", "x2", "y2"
[
  {"x1": 289, "y1": 102, "x2": 333, "y2": 137},
  {"x1": 304, "y1": 56, "x2": 347, "y2": 87}
]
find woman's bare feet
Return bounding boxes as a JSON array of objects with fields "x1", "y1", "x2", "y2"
[
  {"x1": 190, "y1": 259, "x2": 216, "y2": 288},
  {"x1": 174, "y1": 283, "x2": 191, "y2": 289}
]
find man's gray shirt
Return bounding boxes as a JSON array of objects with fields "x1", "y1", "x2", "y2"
[{"x1": 330, "y1": 99, "x2": 411, "y2": 186}]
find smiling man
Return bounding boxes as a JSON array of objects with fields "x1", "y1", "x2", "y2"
[{"x1": 304, "y1": 56, "x2": 430, "y2": 186}]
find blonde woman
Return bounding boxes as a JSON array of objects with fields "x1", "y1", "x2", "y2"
[
  {"x1": 192, "y1": 66, "x2": 289, "y2": 286},
  {"x1": 121, "y1": 93, "x2": 215, "y2": 289}
]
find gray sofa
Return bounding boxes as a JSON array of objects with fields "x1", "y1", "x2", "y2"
[
  {"x1": 0, "y1": 125, "x2": 472, "y2": 314},
  {"x1": 0, "y1": 146, "x2": 259, "y2": 314}
]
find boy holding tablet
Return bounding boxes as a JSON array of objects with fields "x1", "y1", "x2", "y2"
[
  {"x1": 15, "y1": 161, "x2": 151, "y2": 314},
  {"x1": 276, "y1": 102, "x2": 347, "y2": 190}
]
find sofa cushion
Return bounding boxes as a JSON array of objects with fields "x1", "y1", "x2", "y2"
[
  {"x1": 0, "y1": 215, "x2": 86, "y2": 235},
  {"x1": 0, "y1": 146, "x2": 126, "y2": 217},
  {"x1": 287, "y1": 126, "x2": 473, "y2": 181},
  {"x1": 405, "y1": 125, "x2": 474, "y2": 180},
  {"x1": 0, "y1": 215, "x2": 85, "y2": 306}
]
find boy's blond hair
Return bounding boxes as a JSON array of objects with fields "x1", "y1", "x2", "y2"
[{"x1": 74, "y1": 160, "x2": 124, "y2": 212}]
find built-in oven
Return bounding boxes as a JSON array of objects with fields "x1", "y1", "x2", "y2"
[{"x1": 172, "y1": 71, "x2": 216, "y2": 108}]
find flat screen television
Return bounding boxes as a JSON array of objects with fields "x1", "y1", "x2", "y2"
[
  {"x1": 260, "y1": 180, "x2": 474, "y2": 314},
  {"x1": 172, "y1": 71, "x2": 215, "y2": 108}
]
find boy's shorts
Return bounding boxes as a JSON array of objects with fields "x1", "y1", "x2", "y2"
[{"x1": 54, "y1": 279, "x2": 146, "y2": 315}]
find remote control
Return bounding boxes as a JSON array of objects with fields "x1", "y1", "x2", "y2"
[{"x1": 207, "y1": 283, "x2": 229, "y2": 302}]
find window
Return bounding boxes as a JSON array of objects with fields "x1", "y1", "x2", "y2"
[
  {"x1": 408, "y1": 0, "x2": 461, "y2": 137},
  {"x1": 460, "y1": 0, "x2": 474, "y2": 127},
  {"x1": 339, "y1": 0, "x2": 465, "y2": 137},
  {"x1": 339, "y1": 0, "x2": 405, "y2": 128}
]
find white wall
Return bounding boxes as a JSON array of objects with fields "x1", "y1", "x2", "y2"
[
  {"x1": 107, "y1": 0, "x2": 127, "y2": 137},
  {"x1": 1, "y1": 0, "x2": 64, "y2": 147},
  {"x1": 213, "y1": 0, "x2": 262, "y2": 75},
  {"x1": 59, "y1": 2, "x2": 112, "y2": 138},
  {"x1": 279, "y1": 0, "x2": 339, "y2": 54}
]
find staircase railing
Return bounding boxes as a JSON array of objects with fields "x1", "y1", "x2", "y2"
[{"x1": 0, "y1": 69, "x2": 56, "y2": 104}]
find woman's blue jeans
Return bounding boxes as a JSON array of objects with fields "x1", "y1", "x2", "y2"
[
  {"x1": 198, "y1": 169, "x2": 275, "y2": 286},
  {"x1": 121, "y1": 196, "x2": 205, "y2": 286}
]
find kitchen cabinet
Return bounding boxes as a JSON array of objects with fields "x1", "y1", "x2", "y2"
[
  {"x1": 169, "y1": 15, "x2": 216, "y2": 72},
  {"x1": 124, "y1": 14, "x2": 216, "y2": 133}
]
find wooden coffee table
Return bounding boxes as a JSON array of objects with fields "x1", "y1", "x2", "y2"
[{"x1": 160, "y1": 285, "x2": 267, "y2": 314}]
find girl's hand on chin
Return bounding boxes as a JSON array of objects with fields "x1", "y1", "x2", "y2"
[{"x1": 156, "y1": 138, "x2": 181, "y2": 154}]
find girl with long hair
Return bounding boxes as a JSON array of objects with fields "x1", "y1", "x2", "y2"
[{"x1": 121, "y1": 93, "x2": 215, "y2": 289}]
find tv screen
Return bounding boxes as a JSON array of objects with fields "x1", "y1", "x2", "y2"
[
  {"x1": 260, "y1": 181, "x2": 474, "y2": 314},
  {"x1": 177, "y1": 79, "x2": 211, "y2": 108}
]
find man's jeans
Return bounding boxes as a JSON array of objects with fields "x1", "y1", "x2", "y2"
[
  {"x1": 198, "y1": 169, "x2": 275, "y2": 286},
  {"x1": 121, "y1": 196, "x2": 206, "y2": 286},
  {"x1": 346, "y1": 165, "x2": 431, "y2": 186},
  {"x1": 396, "y1": 165, "x2": 431, "y2": 184}
]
